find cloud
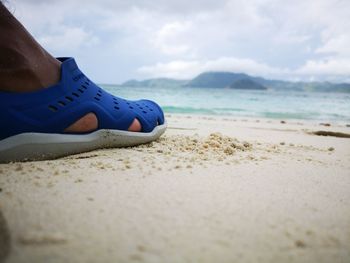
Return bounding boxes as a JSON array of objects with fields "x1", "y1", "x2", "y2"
[
  {"x1": 152, "y1": 21, "x2": 193, "y2": 55},
  {"x1": 297, "y1": 58, "x2": 350, "y2": 77},
  {"x1": 139, "y1": 55, "x2": 350, "y2": 82},
  {"x1": 138, "y1": 57, "x2": 289, "y2": 79},
  {"x1": 316, "y1": 35, "x2": 350, "y2": 57},
  {"x1": 38, "y1": 26, "x2": 99, "y2": 53},
  {"x1": 6, "y1": 0, "x2": 350, "y2": 83}
]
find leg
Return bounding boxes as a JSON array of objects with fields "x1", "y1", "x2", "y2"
[{"x1": 0, "y1": 2, "x2": 61, "y2": 93}]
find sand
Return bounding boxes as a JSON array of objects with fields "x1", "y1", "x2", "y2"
[{"x1": 0, "y1": 114, "x2": 349, "y2": 263}]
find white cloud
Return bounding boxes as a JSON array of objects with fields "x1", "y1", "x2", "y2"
[
  {"x1": 316, "y1": 35, "x2": 350, "y2": 57},
  {"x1": 138, "y1": 60, "x2": 201, "y2": 79},
  {"x1": 139, "y1": 55, "x2": 350, "y2": 82},
  {"x1": 138, "y1": 57, "x2": 289, "y2": 79},
  {"x1": 297, "y1": 58, "x2": 350, "y2": 76},
  {"x1": 152, "y1": 21, "x2": 193, "y2": 55},
  {"x1": 38, "y1": 26, "x2": 99, "y2": 52},
  {"x1": 6, "y1": 0, "x2": 350, "y2": 83}
]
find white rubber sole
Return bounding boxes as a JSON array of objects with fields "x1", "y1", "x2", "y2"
[{"x1": 0, "y1": 123, "x2": 167, "y2": 163}]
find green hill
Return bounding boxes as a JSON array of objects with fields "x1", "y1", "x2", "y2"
[
  {"x1": 118, "y1": 72, "x2": 350, "y2": 93},
  {"x1": 186, "y1": 72, "x2": 249, "y2": 88},
  {"x1": 229, "y1": 79, "x2": 267, "y2": 90}
]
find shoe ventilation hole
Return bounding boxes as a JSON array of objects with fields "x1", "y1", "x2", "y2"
[
  {"x1": 65, "y1": 96, "x2": 73, "y2": 102},
  {"x1": 58, "y1": 101, "x2": 66, "y2": 106},
  {"x1": 48, "y1": 105, "x2": 58, "y2": 112},
  {"x1": 82, "y1": 85, "x2": 88, "y2": 90},
  {"x1": 85, "y1": 80, "x2": 90, "y2": 86},
  {"x1": 94, "y1": 97, "x2": 100, "y2": 101},
  {"x1": 78, "y1": 88, "x2": 84, "y2": 93},
  {"x1": 142, "y1": 111, "x2": 147, "y2": 114},
  {"x1": 129, "y1": 106, "x2": 134, "y2": 109},
  {"x1": 114, "y1": 101, "x2": 119, "y2": 105},
  {"x1": 150, "y1": 109, "x2": 153, "y2": 111},
  {"x1": 96, "y1": 93, "x2": 102, "y2": 97},
  {"x1": 114, "y1": 106, "x2": 120, "y2": 110},
  {"x1": 72, "y1": 92, "x2": 79, "y2": 97},
  {"x1": 139, "y1": 107, "x2": 143, "y2": 110}
]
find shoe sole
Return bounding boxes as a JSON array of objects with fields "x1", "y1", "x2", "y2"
[{"x1": 0, "y1": 123, "x2": 167, "y2": 163}]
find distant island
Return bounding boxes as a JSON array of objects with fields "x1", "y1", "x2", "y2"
[{"x1": 118, "y1": 72, "x2": 350, "y2": 93}]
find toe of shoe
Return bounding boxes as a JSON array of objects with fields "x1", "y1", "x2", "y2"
[{"x1": 140, "y1": 99, "x2": 165, "y2": 125}]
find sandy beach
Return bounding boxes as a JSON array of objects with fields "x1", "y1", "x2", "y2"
[{"x1": 0, "y1": 114, "x2": 349, "y2": 263}]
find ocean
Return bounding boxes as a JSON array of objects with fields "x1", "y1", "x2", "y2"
[{"x1": 102, "y1": 85, "x2": 350, "y2": 123}]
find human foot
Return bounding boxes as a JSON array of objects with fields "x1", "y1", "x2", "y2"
[
  {"x1": 0, "y1": 57, "x2": 166, "y2": 162},
  {"x1": 0, "y1": 57, "x2": 165, "y2": 138},
  {"x1": 0, "y1": 2, "x2": 61, "y2": 93},
  {"x1": 63, "y1": 113, "x2": 142, "y2": 132},
  {"x1": 0, "y1": 53, "x2": 142, "y2": 133},
  {"x1": 0, "y1": 2, "x2": 142, "y2": 133}
]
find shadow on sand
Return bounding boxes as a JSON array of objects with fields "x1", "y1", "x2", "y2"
[{"x1": 0, "y1": 210, "x2": 11, "y2": 263}]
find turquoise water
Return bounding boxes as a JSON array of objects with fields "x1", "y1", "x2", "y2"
[{"x1": 102, "y1": 85, "x2": 350, "y2": 122}]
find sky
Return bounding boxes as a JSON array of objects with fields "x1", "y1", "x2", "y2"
[{"x1": 7, "y1": 0, "x2": 350, "y2": 84}]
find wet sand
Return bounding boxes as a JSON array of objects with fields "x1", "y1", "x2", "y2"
[{"x1": 0, "y1": 114, "x2": 349, "y2": 263}]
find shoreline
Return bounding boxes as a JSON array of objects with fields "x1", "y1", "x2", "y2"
[
  {"x1": 1, "y1": 114, "x2": 349, "y2": 263},
  {"x1": 162, "y1": 111, "x2": 350, "y2": 127},
  {"x1": 165, "y1": 112, "x2": 350, "y2": 128},
  {"x1": 165, "y1": 112, "x2": 350, "y2": 127}
]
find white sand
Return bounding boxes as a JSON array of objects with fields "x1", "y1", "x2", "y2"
[{"x1": 0, "y1": 114, "x2": 349, "y2": 263}]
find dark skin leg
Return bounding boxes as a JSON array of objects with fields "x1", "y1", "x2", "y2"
[{"x1": 0, "y1": 3, "x2": 141, "y2": 132}]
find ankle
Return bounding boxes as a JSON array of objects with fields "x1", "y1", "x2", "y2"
[
  {"x1": 0, "y1": 46, "x2": 61, "y2": 93},
  {"x1": 0, "y1": 3, "x2": 61, "y2": 93}
]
